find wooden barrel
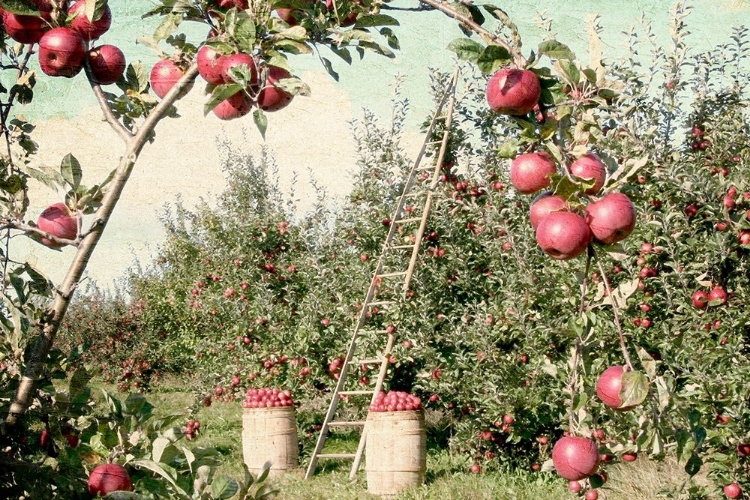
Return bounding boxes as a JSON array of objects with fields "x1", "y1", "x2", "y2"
[
  {"x1": 241, "y1": 406, "x2": 299, "y2": 479},
  {"x1": 365, "y1": 410, "x2": 426, "y2": 496}
]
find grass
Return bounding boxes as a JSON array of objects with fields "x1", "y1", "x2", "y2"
[{"x1": 95, "y1": 378, "x2": 717, "y2": 500}]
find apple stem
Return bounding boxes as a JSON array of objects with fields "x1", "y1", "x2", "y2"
[{"x1": 595, "y1": 256, "x2": 634, "y2": 371}]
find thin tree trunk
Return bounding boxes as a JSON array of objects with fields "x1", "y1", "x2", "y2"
[{"x1": 5, "y1": 64, "x2": 199, "y2": 426}]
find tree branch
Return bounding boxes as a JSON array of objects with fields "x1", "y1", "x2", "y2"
[{"x1": 5, "y1": 61, "x2": 200, "y2": 426}]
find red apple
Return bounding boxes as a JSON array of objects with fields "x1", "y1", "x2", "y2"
[
  {"x1": 37, "y1": 203, "x2": 77, "y2": 247},
  {"x1": 724, "y1": 483, "x2": 742, "y2": 499},
  {"x1": 691, "y1": 290, "x2": 709, "y2": 308},
  {"x1": 486, "y1": 68, "x2": 541, "y2": 115},
  {"x1": 529, "y1": 192, "x2": 568, "y2": 229},
  {"x1": 622, "y1": 452, "x2": 638, "y2": 462},
  {"x1": 737, "y1": 443, "x2": 750, "y2": 457},
  {"x1": 585, "y1": 192, "x2": 636, "y2": 244},
  {"x1": 197, "y1": 45, "x2": 227, "y2": 85},
  {"x1": 568, "y1": 481, "x2": 582, "y2": 493},
  {"x1": 552, "y1": 436, "x2": 600, "y2": 480},
  {"x1": 257, "y1": 66, "x2": 294, "y2": 112},
  {"x1": 585, "y1": 490, "x2": 599, "y2": 500},
  {"x1": 1, "y1": 11, "x2": 47, "y2": 44},
  {"x1": 212, "y1": 91, "x2": 253, "y2": 120},
  {"x1": 535, "y1": 211, "x2": 591, "y2": 260},
  {"x1": 38, "y1": 27, "x2": 87, "y2": 78},
  {"x1": 88, "y1": 464, "x2": 132, "y2": 496},
  {"x1": 470, "y1": 463, "x2": 481, "y2": 474},
  {"x1": 510, "y1": 152, "x2": 557, "y2": 194},
  {"x1": 221, "y1": 52, "x2": 258, "y2": 86},
  {"x1": 570, "y1": 153, "x2": 607, "y2": 194},
  {"x1": 150, "y1": 59, "x2": 192, "y2": 99},
  {"x1": 739, "y1": 230, "x2": 750, "y2": 245},
  {"x1": 596, "y1": 365, "x2": 636, "y2": 410},
  {"x1": 87, "y1": 45, "x2": 126, "y2": 85},
  {"x1": 69, "y1": 0, "x2": 112, "y2": 41},
  {"x1": 709, "y1": 286, "x2": 728, "y2": 305}
]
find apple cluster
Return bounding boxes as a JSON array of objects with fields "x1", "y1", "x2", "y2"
[
  {"x1": 508, "y1": 151, "x2": 637, "y2": 260},
  {"x1": 369, "y1": 391, "x2": 422, "y2": 412},
  {"x1": 149, "y1": 1, "x2": 296, "y2": 121},
  {"x1": 2, "y1": 1, "x2": 126, "y2": 84},
  {"x1": 241, "y1": 387, "x2": 294, "y2": 408},
  {"x1": 183, "y1": 418, "x2": 201, "y2": 440},
  {"x1": 691, "y1": 285, "x2": 728, "y2": 309}
]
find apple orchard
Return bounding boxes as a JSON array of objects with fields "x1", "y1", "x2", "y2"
[{"x1": 1, "y1": 0, "x2": 749, "y2": 499}]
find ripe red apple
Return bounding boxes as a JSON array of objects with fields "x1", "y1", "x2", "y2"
[
  {"x1": 87, "y1": 45, "x2": 126, "y2": 85},
  {"x1": 724, "y1": 483, "x2": 742, "y2": 499},
  {"x1": 535, "y1": 211, "x2": 591, "y2": 260},
  {"x1": 88, "y1": 464, "x2": 132, "y2": 496},
  {"x1": 222, "y1": 52, "x2": 258, "y2": 86},
  {"x1": 529, "y1": 192, "x2": 568, "y2": 229},
  {"x1": 257, "y1": 66, "x2": 294, "y2": 112},
  {"x1": 509, "y1": 152, "x2": 557, "y2": 194},
  {"x1": 37, "y1": 203, "x2": 77, "y2": 247},
  {"x1": 551, "y1": 436, "x2": 600, "y2": 480},
  {"x1": 486, "y1": 68, "x2": 541, "y2": 115},
  {"x1": 150, "y1": 59, "x2": 192, "y2": 99},
  {"x1": 622, "y1": 452, "x2": 638, "y2": 462},
  {"x1": 1, "y1": 11, "x2": 47, "y2": 44},
  {"x1": 585, "y1": 192, "x2": 636, "y2": 245},
  {"x1": 568, "y1": 481, "x2": 582, "y2": 493},
  {"x1": 709, "y1": 286, "x2": 728, "y2": 305},
  {"x1": 38, "y1": 28, "x2": 87, "y2": 78},
  {"x1": 596, "y1": 365, "x2": 636, "y2": 410},
  {"x1": 691, "y1": 290, "x2": 709, "y2": 308},
  {"x1": 737, "y1": 443, "x2": 750, "y2": 457},
  {"x1": 69, "y1": 0, "x2": 112, "y2": 41},
  {"x1": 197, "y1": 45, "x2": 227, "y2": 84},
  {"x1": 212, "y1": 91, "x2": 252, "y2": 120},
  {"x1": 570, "y1": 153, "x2": 607, "y2": 194},
  {"x1": 212, "y1": 0, "x2": 249, "y2": 8},
  {"x1": 739, "y1": 230, "x2": 750, "y2": 245},
  {"x1": 585, "y1": 490, "x2": 599, "y2": 500}
]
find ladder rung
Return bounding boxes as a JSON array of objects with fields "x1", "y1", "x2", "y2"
[
  {"x1": 348, "y1": 358, "x2": 383, "y2": 365},
  {"x1": 317, "y1": 453, "x2": 356, "y2": 459},
  {"x1": 378, "y1": 271, "x2": 408, "y2": 277},
  {"x1": 426, "y1": 140, "x2": 443, "y2": 145},
  {"x1": 406, "y1": 190, "x2": 427, "y2": 197},
  {"x1": 395, "y1": 217, "x2": 422, "y2": 224},
  {"x1": 368, "y1": 301, "x2": 394, "y2": 307},
  {"x1": 417, "y1": 165, "x2": 435, "y2": 171},
  {"x1": 339, "y1": 390, "x2": 375, "y2": 396},
  {"x1": 387, "y1": 245, "x2": 414, "y2": 250},
  {"x1": 328, "y1": 421, "x2": 366, "y2": 427}
]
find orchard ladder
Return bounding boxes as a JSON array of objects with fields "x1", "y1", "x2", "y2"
[{"x1": 305, "y1": 69, "x2": 460, "y2": 480}]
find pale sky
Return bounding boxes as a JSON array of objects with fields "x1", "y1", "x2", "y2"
[{"x1": 15, "y1": 0, "x2": 749, "y2": 290}]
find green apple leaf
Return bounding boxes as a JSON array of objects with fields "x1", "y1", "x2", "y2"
[
  {"x1": 538, "y1": 40, "x2": 575, "y2": 60},
  {"x1": 211, "y1": 476, "x2": 239, "y2": 499},
  {"x1": 0, "y1": 0, "x2": 39, "y2": 16},
  {"x1": 60, "y1": 153, "x2": 83, "y2": 190},
  {"x1": 353, "y1": 14, "x2": 399, "y2": 28},
  {"x1": 619, "y1": 370, "x2": 649, "y2": 408},
  {"x1": 476, "y1": 45, "x2": 511, "y2": 74},
  {"x1": 253, "y1": 109, "x2": 267, "y2": 140},
  {"x1": 203, "y1": 83, "x2": 243, "y2": 116},
  {"x1": 447, "y1": 38, "x2": 483, "y2": 62}
]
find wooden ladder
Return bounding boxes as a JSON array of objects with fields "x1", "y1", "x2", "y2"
[{"x1": 304, "y1": 69, "x2": 460, "y2": 481}]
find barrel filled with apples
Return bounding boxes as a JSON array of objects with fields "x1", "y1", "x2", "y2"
[
  {"x1": 365, "y1": 391, "x2": 427, "y2": 496},
  {"x1": 241, "y1": 388, "x2": 299, "y2": 479}
]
